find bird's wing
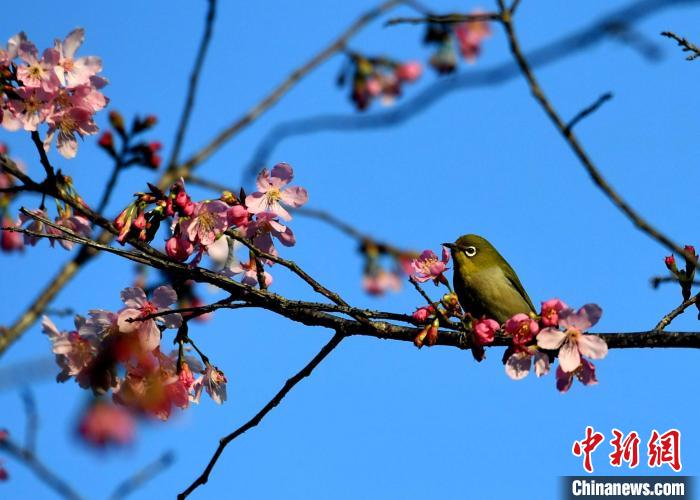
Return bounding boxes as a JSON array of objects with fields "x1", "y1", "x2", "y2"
[{"x1": 504, "y1": 264, "x2": 536, "y2": 313}]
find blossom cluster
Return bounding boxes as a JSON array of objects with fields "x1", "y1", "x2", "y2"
[
  {"x1": 0, "y1": 154, "x2": 93, "y2": 253},
  {"x1": 407, "y1": 247, "x2": 608, "y2": 393},
  {"x1": 339, "y1": 53, "x2": 422, "y2": 111},
  {"x1": 42, "y1": 284, "x2": 227, "y2": 432},
  {"x1": 423, "y1": 13, "x2": 492, "y2": 73},
  {"x1": 115, "y1": 162, "x2": 308, "y2": 288},
  {"x1": 0, "y1": 29, "x2": 108, "y2": 158}
]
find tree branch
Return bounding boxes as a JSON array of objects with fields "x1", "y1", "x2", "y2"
[
  {"x1": 166, "y1": 0, "x2": 217, "y2": 170},
  {"x1": 178, "y1": 331, "x2": 346, "y2": 499},
  {"x1": 661, "y1": 30, "x2": 700, "y2": 60}
]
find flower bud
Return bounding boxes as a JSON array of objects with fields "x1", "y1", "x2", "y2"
[
  {"x1": 665, "y1": 255, "x2": 678, "y2": 274},
  {"x1": 165, "y1": 236, "x2": 194, "y2": 261},
  {"x1": 109, "y1": 110, "x2": 125, "y2": 135}
]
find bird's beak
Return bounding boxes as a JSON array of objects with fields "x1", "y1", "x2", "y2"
[{"x1": 442, "y1": 242, "x2": 456, "y2": 250}]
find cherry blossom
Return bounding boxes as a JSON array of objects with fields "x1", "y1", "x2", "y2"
[
  {"x1": 180, "y1": 200, "x2": 229, "y2": 246},
  {"x1": 246, "y1": 211, "x2": 295, "y2": 259},
  {"x1": 536, "y1": 304, "x2": 608, "y2": 373},
  {"x1": 16, "y1": 40, "x2": 59, "y2": 89},
  {"x1": 453, "y1": 11, "x2": 492, "y2": 63},
  {"x1": 362, "y1": 269, "x2": 401, "y2": 295},
  {"x1": 504, "y1": 313, "x2": 539, "y2": 346},
  {"x1": 245, "y1": 163, "x2": 308, "y2": 221},
  {"x1": 42, "y1": 315, "x2": 98, "y2": 384},
  {"x1": 473, "y1": 317, "x2": 499, "y2": 345},
  {"x1": 540, "y1": 298, "x2": 568, "y2": 327},
  {"x1": 78, "y1": 401, "x2": 135, "y2": 447},
  {"x1": 409, "y1": 247, "x2": 450, "y2": 284},
  {"x1": 556, "y1": 359, "x2": 598, "y2": 393},
  {"x1": 116, "y1": 286, "x2": 182, "y2": 352},
  {"x1": 52, "y1": 211, "x2": 91, "y2": 250},
  {"x1": 192, "y1": 365, "x2": 228, "y2": 404},
  {"x1": 1, "y1": 216, "x2": 23, "y2": 252},
  {"x1": 53, "y1": 28, "x2": 102, "y2": 87},
  {"x1": 505, "y1": 347, "x2": 550, "y2": 381}
]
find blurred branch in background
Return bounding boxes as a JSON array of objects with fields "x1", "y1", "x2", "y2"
[
  {"x1": 109, "y1": 451, "x2": 175, "y2": 500},
  {"x1": 243, "y1": 0, "x2": 687, "y2": 179}
]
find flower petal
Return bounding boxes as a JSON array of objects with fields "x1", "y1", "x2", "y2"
[
  {"x1": 505, "y1": 352, "x2": 531, "y2": 380},
  {"x1": 270, "y1": 162, "x2": 293, "y2": 185},
  {"x1": 576, "y1": 334, "x2": 608, "y2": 360},
  {"x1": 536, "y1": 328, "x2": 567, "y2": 350},
  {"x1": 280, "y1": 186, "x2": 308, "y2": 208},
  {"x1": 557, "y1": 339, "x2": 582, "y2": 373},
  {"x1": 151, "y1": 285, "x2": 177, "y2": 309},
  {"x1": 121, "y1": 287, "x2": 147, "y2": 308},
  {"x1": 559, "y1": 304, "x2": 602, "y2": 331}
]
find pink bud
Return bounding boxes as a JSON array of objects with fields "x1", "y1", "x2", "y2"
[
  {"x1": 165, "y1": 236, "x2": 194, "y2": 261},
  {"x1": 132, "y1": 212, "x2": 147, "y2": 230},
  {"x1": 665, "y1": 255, "x2": 676, "y2": 269},
  {"x1": 395, "y1": 61, "x2": 422, "y2": 82},
  {"x1": 227, "y1": 204, "x2": 249, "y2": 228},
  {"x1": 366, "y1": 78, "x2": 382, "y2": 96},
  {"x1": 684, "y1": 245, "x2": 696, "y2": 256}
]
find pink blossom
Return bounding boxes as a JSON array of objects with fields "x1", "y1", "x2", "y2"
[
  {"x1": 192, "y1": 365, "x2": 228, "y2": 404},
  {"x1": 44, "y1": 106, "x2": 99, "y2": 158},
  {"x1": 113, "y1": 353, "x2": 189, "y2": 420},
  {"x1": 540, "y1": 298, "x2": 568, "y2": 327},
  {"x1": 363, "y1": 270, "x2": 401, "y2": 295},
  {"x1": 116, "y1": 286, "x2": 182, "y2": 352},
  {"x1": 227, "y1": 204, "x2": 249, "y2": 228},
  {"x1": 18, "y1": 208, "x2": 51, "y2": 245},
  {"x1": 180, "y1": 200, "x2": 229, "y2": 246},
  {"x1": 245, "y1": 163, "x2": 308, "y2": 221},
  {"x1": 42, "y1": 315, "x2": 99, "y2": 383},
  {"x1": 246, "y1": 212, "x2": 295, "y2": 259},
  {"x1": 16, "y1": 41, "x2": 59, "y2": 89},
  {"x1": 556, "y1": 359, "x2": 598, "y2": 393},
  {"x1": 225, "y1": 258, "x2": 273, "y2": 288},
  {"x1": 504, "y1": 313, "x2": 539, "y2": 346},
  {"x1": 536, "y1": 304, "x2": 608, "y2": 373},
  {"x1": 1, "y1": 216, "x2": 24, "y2": 252},
  {"x1": 0, "y1": 32, "x2": 26, "y2": 66},
  {"x1": 505, "y1": 347, "x2": 550, "y2": 380},
  {"x1": 473, "y1": 317, "x2": 499, "y2": 345},
  {"x1": 6, "y1": 86, "x2": 54, "y2": 131},
  {"x1": 395, "y1": 61, "x2": 422, "y2": 81},
  {"x1": 412, "y1": 305, "x2": 435, "y2": 323},
  {"x1": 53, "y1": 212, "x2": 91, "y2": 250},
  {"x1": 165, "y1": 235, "x2": 194, "y2": 261},
  {"x1": 53, "y1": 28, "x2": 102, "y2": 87},
  {"x1": 453, "y1": 11, "x2": 492, "y2": 63},
  {"x1": 78, "y1": 401, "x2": 135, "y2": 447},
  {"x1": 409, "y1": 247, "x2": 450, "y2": 283}
]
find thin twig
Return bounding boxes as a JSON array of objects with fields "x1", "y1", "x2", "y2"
[
  {"x1": 661, "y1": 31, "x2": 700, "y2": 60},
  {"x1": 178, "y1": 332, "x2": 345, "y2": 499},
  {"x1": 565, "y1": 92, "x2": 613, "y2": 133},
  {"x1": 166, "y1": 0, "x2": 217, "y2": 170},
  {"x1": 497, "y1": 1, "x2": 699, "y2": 276},
  {"x1": 108, "y1": 451, "x2": 175, "y2": 500},
  {"x1": 653, "y1": 293, "x2": 700, "y2": 331}
]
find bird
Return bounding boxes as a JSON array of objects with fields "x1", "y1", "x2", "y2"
[{"x1": 443, "y1": 234, "x2": 535, "y2": 324}]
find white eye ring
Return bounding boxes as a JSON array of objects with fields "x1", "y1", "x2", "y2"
[{"x1": 464, "y1": 246, "x2": 477, "y2": 257}]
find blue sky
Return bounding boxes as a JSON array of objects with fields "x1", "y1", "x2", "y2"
[{"x1": 2, "y1": 0, "x2": 700, "y2": 498}]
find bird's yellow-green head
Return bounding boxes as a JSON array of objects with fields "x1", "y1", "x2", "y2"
[
  {"x1": 442, "y1": 234, "x2": 535, "y2": 324},
  {"x1": 443, "y1": 234, "x2": 509, "y2": 277}
]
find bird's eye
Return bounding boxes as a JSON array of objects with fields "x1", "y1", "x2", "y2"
[{"x1": 464, "y1": 246, "x2": 477, "y2": 257}]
